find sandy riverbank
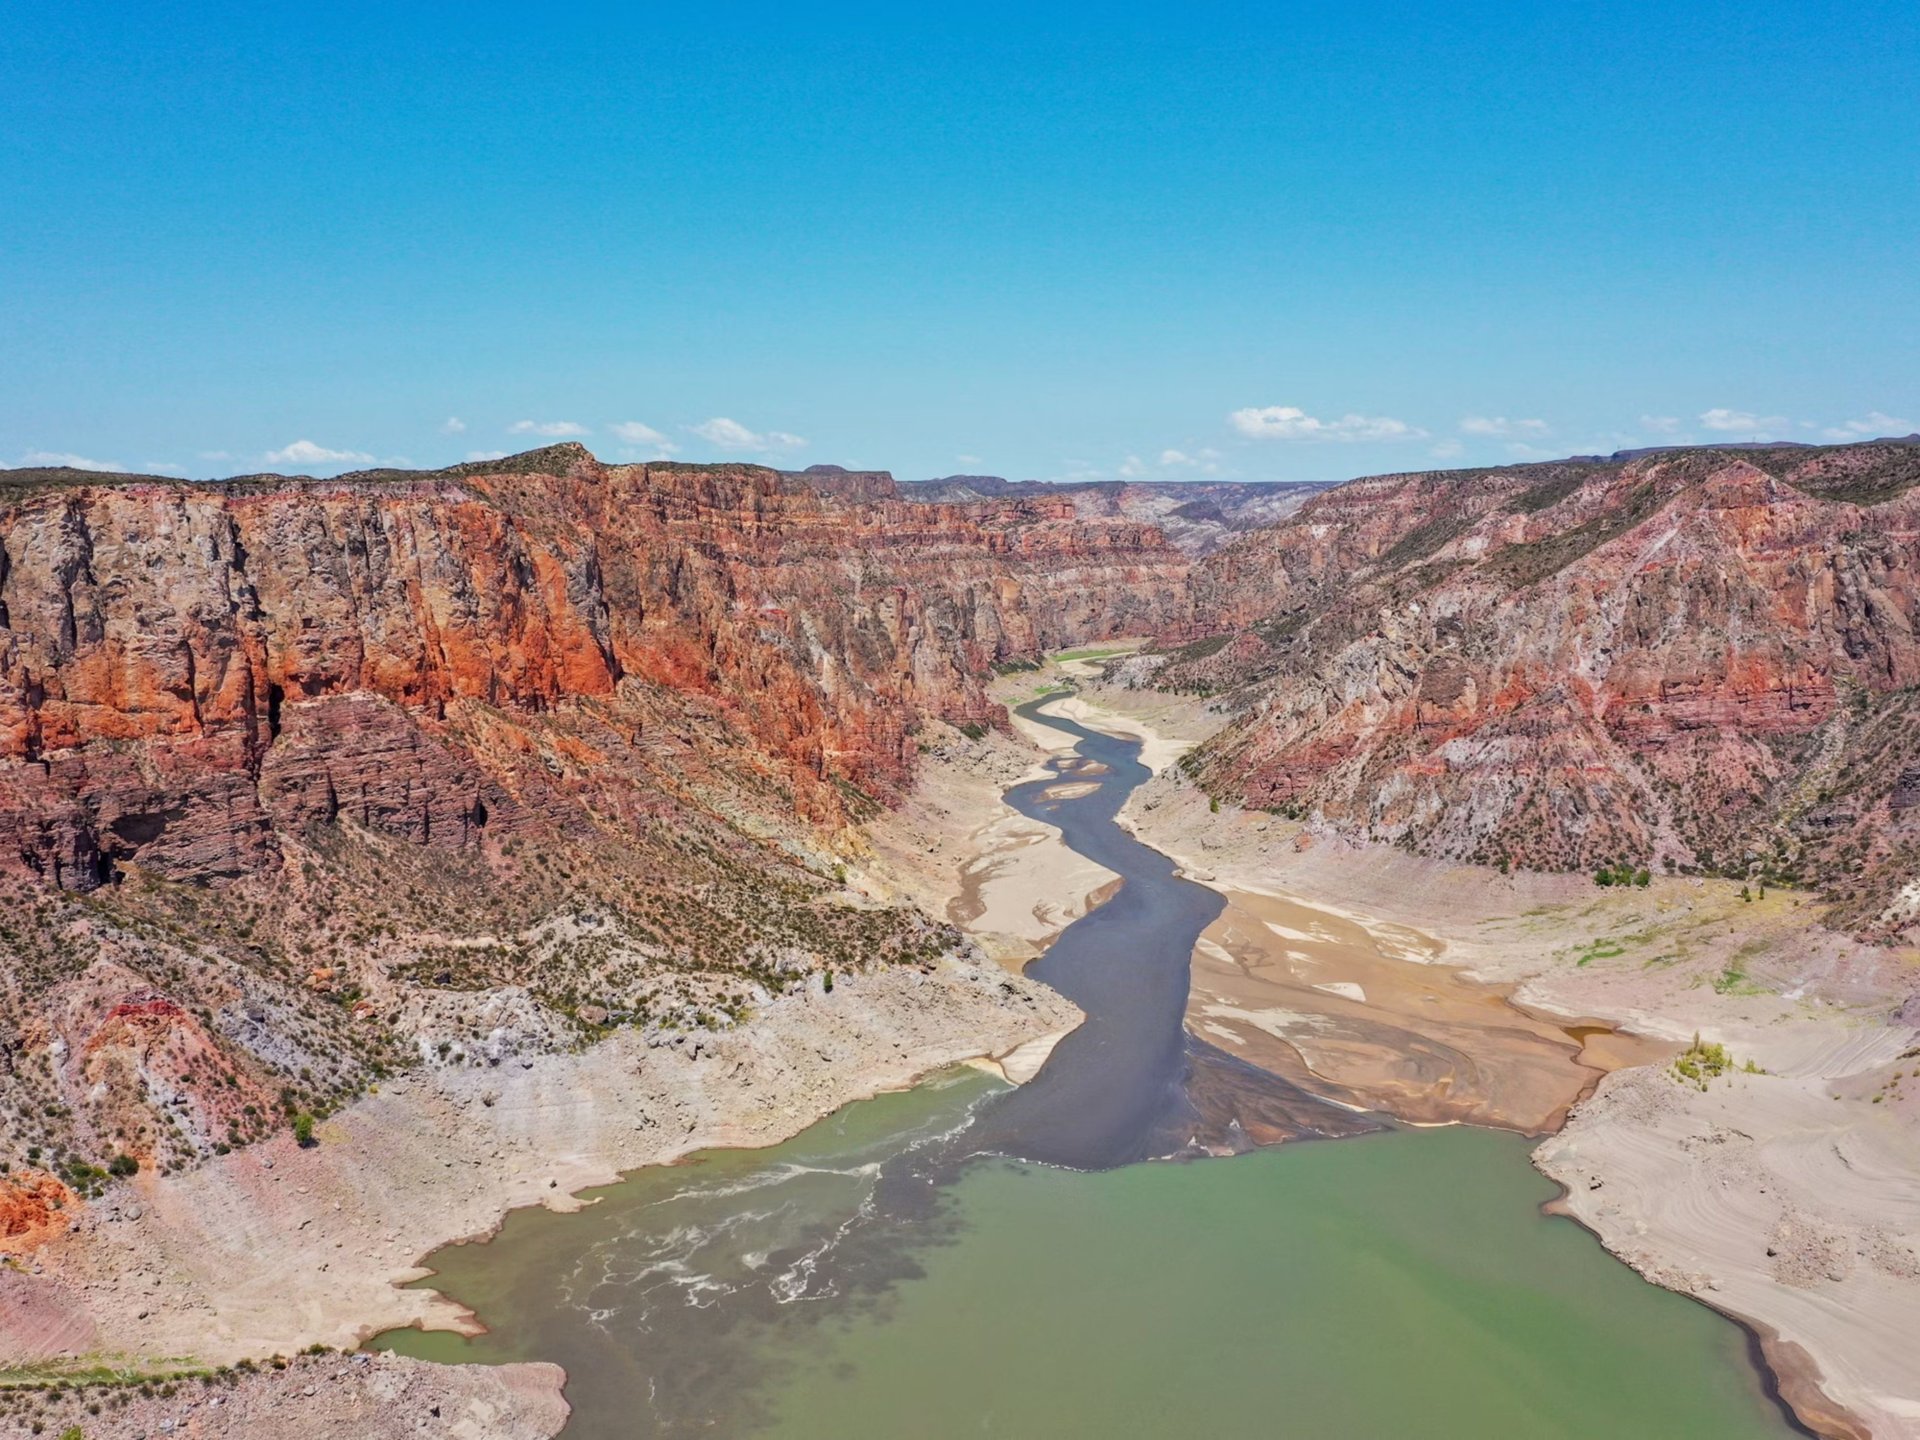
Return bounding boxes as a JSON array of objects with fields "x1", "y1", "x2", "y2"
[
  {"x1": 1064, "y1": 672, "x2": 1920, "y2": 1440},
  {"x1": 1188, "y1": 884, "x2": 1672, "y2": 1133},
  {"x1": 861, "y1": 711, "x2": 1125, "y2": 970},
  {"x1": 0, "y1": 958, "x2": 1076, "y2": 1440}
]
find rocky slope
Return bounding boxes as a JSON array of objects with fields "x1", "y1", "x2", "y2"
[
  {"x1": 1155, "y1": 440, "x2": 1920, "y2": 939},
  {"x1": 905, "y1": 474, "x2": 1332, "y2": 556},
  {"x1": 6, "y1": 1352, "x2": 570, "y2": 1440},
  {"x1": 0, "y1": 445, "x2": 1175, "y2": 1224}
]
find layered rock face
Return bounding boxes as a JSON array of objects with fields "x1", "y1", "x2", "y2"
[
  {"x1": 0, "y1": 445, "x2": 1186, "y2": 1191},
  {"x1": 1161, "y1": 442, "x2": 1920, "y2": 936},
  {"x1": 0, "y1": 446, "x2": 1187, "y2": 891},
  {"x1": 905, "y1": 475, "x2": 1333, "y2": 556}
]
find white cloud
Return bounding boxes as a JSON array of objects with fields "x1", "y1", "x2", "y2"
[
  {"x1": 1506, "y1": 442, "x2": 1560, "y2": 460},
  {"x1": 141, "y1": 460, "x2": 186, "y2": 473},
  {"x1": 1460, "y1": 416, "x2": 1550, "y2": 437},
  {"x1": 441, "y1": 417, "x2": 467, "y2": 434},
  {"x1": 609, "y1": 421, "x2": 677, "y2": 452},
  {"x1": 197, "y1": 449, "x2": 233, "y2": 461},
  {"x1": 1118, "y1": 455, "x2": 1148, "y2": 477},
  {"x1": 1699, "y1": 408, "x2": 1788, "y2": 435},
  {"x1": 1429, "y1": 439, "x2": 1466, "y2": 460},
  {"x1": 20, "y1": 449, "x2": 130, "y2": 473},
  {"x1": 1639, "y1": 415, "x2": 1682, "y2": 434},
  {"x1": 508, "y1": 420, "x2": 589, "y2": 437},
  {"x1": 1228, "y1": 405, "x2": 1424, "y2": 442},
  {"x1": 691, "y1": 417, "x2": 806, "y2": 452},
  {"x1": 956, "y1": 453, "x2": 982, "y2": 465},
  {"x1": 1819, "y1": 411, "x2": 1916, "y2": 441},
  {"x1": 265, "y1": 439, "x2": 374, "y2": 467},
  {"x1": 1153, "y1": 447, "x2": 1222, "y2": 474},
  {"x1": 464, "y1": 449, "x2": 508, "y2": 462}
]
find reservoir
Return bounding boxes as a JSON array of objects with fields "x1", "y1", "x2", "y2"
[{"x1": 375, "y1": 697, "x2": 1801, "y2": 1438}]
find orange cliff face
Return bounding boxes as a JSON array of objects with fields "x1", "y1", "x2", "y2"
[
  {"x1": 1161, "y1": 441, "x2": 1920, "y2": 936},
  {"x1": 0, "y1": 446, "x2": 1190, "y2": 889}
]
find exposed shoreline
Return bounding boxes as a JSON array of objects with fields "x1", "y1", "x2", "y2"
[
  {"x1": 1062, "y1": 674, "x2": 1918, "y2": 1440},
  {"x1": 0, "y1": 957, "x2": 1079, "y2": 1439}
]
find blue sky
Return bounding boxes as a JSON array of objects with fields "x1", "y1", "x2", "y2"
[{"x1": 4, "y1": 2, "x2": 1917, "y2": 483}]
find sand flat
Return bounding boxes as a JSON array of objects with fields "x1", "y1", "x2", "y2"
[{"x1": 1192, "y1": 885, "x2": 1668, "y2": 1133}]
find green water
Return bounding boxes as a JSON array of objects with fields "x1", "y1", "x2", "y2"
[{"x1": 376, "y1": 1071, "x2": 1794, "y2": 1438}]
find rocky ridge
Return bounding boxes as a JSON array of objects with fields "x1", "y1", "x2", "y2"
[
  {"x1": 1156, "y1": 440, "x2": 1920, "y2": 939},
  {"x1": 904, "y1": 474, "x2": 1332, "y2": 556}
]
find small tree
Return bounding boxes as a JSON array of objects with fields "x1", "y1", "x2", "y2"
[{"x1": 292, "y1": 1113, "x2": 316, "y2": 1148}]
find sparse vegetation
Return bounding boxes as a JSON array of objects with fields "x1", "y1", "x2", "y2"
[
  {"x1": 1592, "y1": 862, "x2": 1651, "y2": 889},
  {"x1": 1673, "y1": 1034, "x2": 1735, "y2": 1090}
]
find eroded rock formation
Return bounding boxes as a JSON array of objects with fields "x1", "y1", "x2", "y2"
[
  {"x1": 1161, "y1": 440, "x2": 1920, "y2": 937},
  {"x1": 0, "y1": 445, "x2": 1189, "y2": 890}
]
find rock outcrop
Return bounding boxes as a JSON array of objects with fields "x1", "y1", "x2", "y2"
[
  {"x1": 0, "y1": 445, "x2": 1189, "y2": 891},
  {"x1": 905, "y1": 474, "x2": 1333, "y2": 556},
  {"x1": 1160, "y1": 441, "x2": 1920, "y2": 937}
]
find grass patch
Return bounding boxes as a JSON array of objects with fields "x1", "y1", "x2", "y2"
[
  {"x1": 1570, "y1": 937, "x2": 1627, "y2": 967},
  {"x1": 0, "y1": 1358, "x2": 213, "y2": 1389},
  {"x1": 1710, "y1": 961, "x2": 1768, "y2": 996}
]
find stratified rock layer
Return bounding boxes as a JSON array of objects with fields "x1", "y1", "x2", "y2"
[
  {"x1": 1163, "y1": 441, "x2": 1920, "y2": 936},
  {"x1": 0, "y1": 446, "x2": 1189, "y2": 889}
]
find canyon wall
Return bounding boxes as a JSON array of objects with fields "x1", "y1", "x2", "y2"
[
  {"x1": 0, "y1": 444, "x2": 1187, "y2": 1202},
  {"x1": 1158, "y1": 441, "x2": 1920, "y2": 937},
  {"x1": 0, "y1": 445, "x2": 1188, "y2": 891}
]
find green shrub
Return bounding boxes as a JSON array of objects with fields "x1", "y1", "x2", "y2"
[
  {"x1": 1594, "y1": 861, "x2": 1653, "y2": 888},
  {"x1": 292, "y1": 1113, "x2": 316, "y2": 1147},
  {"x1": 1673, "y1": 1034, "x2": 1734, "y2": 1090}
]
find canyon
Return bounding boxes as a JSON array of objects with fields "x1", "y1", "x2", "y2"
[
  {"x1": 0, "y1": 438, "x2": 1917, "y2": 1438},
  {"x1": 0, "y1": 445, "x2": 1184, "y2": 1191}
]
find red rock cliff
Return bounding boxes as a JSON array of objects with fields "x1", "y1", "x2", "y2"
[
  {"x1": 0, "y1": 445, "x2": 1188, "y2": 890},
  {"x1": 1162, "y1": 441, "x2": 1920, "y2": 935}
]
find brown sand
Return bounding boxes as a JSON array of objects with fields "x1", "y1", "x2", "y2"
[{"x1": 1192, "y1": 886, "x2": 1672, "y2": 1132}]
